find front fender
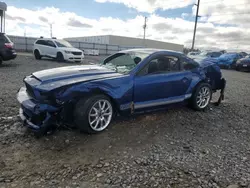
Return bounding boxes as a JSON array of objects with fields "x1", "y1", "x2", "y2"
[{"x1": 55, "y1": 76, "x2": 134, "y2": 111}]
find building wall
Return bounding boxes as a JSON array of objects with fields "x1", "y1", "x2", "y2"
[
  {"x1": 66, "y1": 35, "x2": 183, "y2": 52},
  {"x1": 8, "y1": 35, "x2": 141, "y2": 55},
  {"x1": 109, "y1": 35, "x2": 183, "y2": 52},
  {"x1": 65, "y1": 35, "x2": 110, "y2": 44}
]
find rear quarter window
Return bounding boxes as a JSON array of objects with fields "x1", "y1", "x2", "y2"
[
  {"x1": 35, "y1": 40, "x2": 44, "y2": 45},
  {"x1": 0, "y1": 34, "x2": 11, "y2": 43}
]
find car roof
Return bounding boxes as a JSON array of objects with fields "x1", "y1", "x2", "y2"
[
  {"x1": 36, "y1": 38, "x2": 61, "y2": 41},
  {"x1": 119, "y1": 48, "x2": 184, "y2": 55}
]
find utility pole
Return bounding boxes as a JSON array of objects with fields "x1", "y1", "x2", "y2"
[
  {"x1": 143, "y1": 16, "x2": 147, "y2": 46},
  {"x1": 191, "y1": 0, "x2": 200, "y2": 50},
  {"x1": 50, "y1": 23, "x2": 53, "y2": 38}
]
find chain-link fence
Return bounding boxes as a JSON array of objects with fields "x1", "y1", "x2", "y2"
[{"x1": 8, "y1": 35, "x2": 143, "y2": 55}]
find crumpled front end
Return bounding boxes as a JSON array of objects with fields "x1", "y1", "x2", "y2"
[
  {"x1": 17, "y1": 87, "x2": 60, "y2": 134},
  {"x1": 200, "y1": 60, "x2": 226, "y2": 105}
]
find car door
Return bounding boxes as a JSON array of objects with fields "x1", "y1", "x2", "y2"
[
  {"x1": 35, "y1": 40, "x2": 47, "y2": 56},
  {"x1": 133, "y1": 54, "x2": 193, "y2": 110},
  {"x1": 45, "y1": 40, "x2": 57, "y2": 58}
]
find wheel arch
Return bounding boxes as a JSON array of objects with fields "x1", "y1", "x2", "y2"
[
  {"x1": 57, "y1": 51, "x2": 63, "y2": 55},
  {"x1": 192, "y1": 80, "x2": 207, "y2": 94},
  {"x1": 68, "y1": 87, "x2": 120, "y2": 114},
  {"x1": 34, "y1": 48, "x2": 41, "y2": 54},
  {"x1": 84, "y1": 88, "x2": 120, "y2": 113}
]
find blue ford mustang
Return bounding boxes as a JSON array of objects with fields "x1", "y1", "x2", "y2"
[{"x1": 17, "y1": 49, "x2": 226, "y2": 136}]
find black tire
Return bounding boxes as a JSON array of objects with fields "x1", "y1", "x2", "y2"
[
  {"x1": 190, "y1": 83, "x2": 212, "y2": 111},
  {"x1": 0, "y1": 56, "x2": 2, "y2": 65},
  {"x1": 74, "y1": 94, "x2": 113, "y2": 134},
  {"x1": 56, "y1": 52, "x2": 64, "y2": 62},
  {"x1": 34, "y1": 50, "x2": 41, "y2": 60}
]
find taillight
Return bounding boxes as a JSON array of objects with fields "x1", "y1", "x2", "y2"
[{"x1": 4, "y1": 43, "x2": 13, "y2": 49}]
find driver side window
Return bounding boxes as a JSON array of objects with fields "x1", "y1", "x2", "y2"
[{"x1": 138, "y1": 55, "x2": 180, "y2": 76}]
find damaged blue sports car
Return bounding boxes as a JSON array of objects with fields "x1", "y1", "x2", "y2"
[{"x1": 17, "y1": 49, "x2": 226, "y2": 136}]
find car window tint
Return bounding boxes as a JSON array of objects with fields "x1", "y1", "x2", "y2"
[
  {"x1": 139, "y1": 55, "x2": 180, "y2": 76},
  {"x1": 106, "y1": 54, "x2": 135, "y2": 66},
  {"x1": 0, "y1": 34, "x2": 10, "y2": 43},
  {"x1": 36, "y1": 40, "x2": 47, "y2": 46},
  {"x1": 182, "y1": 57, "x2": 199, "y2": 70},
  {"x1": 36, "y1": 40, "x2": 43, "y2": 45},
  {"x1": 46, "y1": 40, "x2": 56, "y2": 47}
]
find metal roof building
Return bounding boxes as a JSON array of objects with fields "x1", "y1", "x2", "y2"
[{"x1": 65, "y1": 35, "x2": 184, "y2": 52}]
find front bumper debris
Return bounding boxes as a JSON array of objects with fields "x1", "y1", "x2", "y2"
[{"x1": 17, "y1": 87, "x2": 59, "y2": 134}]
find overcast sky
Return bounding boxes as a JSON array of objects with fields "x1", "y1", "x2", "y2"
[{"x1": 3, "y1": 0, "x2": 250, "y2": 51}]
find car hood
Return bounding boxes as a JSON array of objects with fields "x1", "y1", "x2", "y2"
[
  {"x1": 32, "y1": 65, "x2": 122, "y2": 90},
  {"x1": 58, "y1": 47, "x2": 82, "y2": 52}
]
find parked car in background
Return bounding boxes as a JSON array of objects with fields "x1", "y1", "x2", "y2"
[
  {"x1": 187, "y1": 51, "x2": 200, "y2": 59},
  {"x1": 0, "y1": 33, "x2": 17, "y2": 65},
  {"x1": 17, "y1": 49, "x2": 226, "y2": 136},
  {"x1": 239, "y1": 52, "x2": 248, "y2": 58},
  {"x1": 33, "y1": 38, "x2": 84, "y2": 63},
  {"x1": 213, "y1": 53, "x2": 242, "y2": 69},
  {"x1": 206, "y1": 51, "x2": 223, "y2": 58},
  {"x1": 236, "y1": 55, "x2": 250, "y2": 71},
  {"x1": 189, "y1": 51, "x2": 222, "y2": 63}
]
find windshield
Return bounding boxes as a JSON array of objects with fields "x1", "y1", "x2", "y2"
[
  {"x1": 102, "y1": 51, "x2": 150, "y2": 74},
  {"x1": 54, "y1": 40, "x2": 73, "y2": 48}
]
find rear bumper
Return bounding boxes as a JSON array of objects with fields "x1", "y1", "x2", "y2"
[
  {"x1": 236, "y1": 64, "x2": 250, "y2": 71},
  {"x1": 1, "y1": 49, "x2": 17, "y2": 61},
  {"x1": 17, "y1": 87, "x2": 59, "y2": 132}
]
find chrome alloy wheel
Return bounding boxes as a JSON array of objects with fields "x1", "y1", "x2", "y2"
[
  {"x1": 196, "y1": 86, "x2": 211, "y2": 109},
  {"x1": 88, "y1": 99, "x2": 113, "y2": 131}
]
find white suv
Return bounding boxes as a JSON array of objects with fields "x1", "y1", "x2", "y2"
[{"x1": 33, "y1": 38, "x2": 84, "y2": 62}]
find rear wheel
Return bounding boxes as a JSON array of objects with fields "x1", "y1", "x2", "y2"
[
  {"x1": 56, "y1": 52, "x2": 64, "y2": 62},
  {"x1": 74, "y1": 95, "x2": 113, "y2": 134},
  {"x1": 34, "y1": 50, "x2": 41, "y2": 60},
  {"x1": 190, "y1": 83, "x2": 212, "y2": 111}
]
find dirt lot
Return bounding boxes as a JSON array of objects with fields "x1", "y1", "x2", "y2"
[{"x1": 0, "y1": 55, "x2": 250, "y2": 188}]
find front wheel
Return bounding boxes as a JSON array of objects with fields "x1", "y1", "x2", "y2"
[
  {"x1": 190, "y1": 83, "x2": 212, "y2": 111},
  {"x1": 34, "y1": 50, "x2": 41, "y2": 60},
  {"x1": 74, "y1": 95, "x2": 113, "y2": 134},
  {"x1": 56, "y1": 52, "x2": 64, "y2": 62}
]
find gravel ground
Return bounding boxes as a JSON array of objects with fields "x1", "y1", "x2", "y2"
[{"x1": 0, "y1": 54, "x2": 250, "y2": 188}]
